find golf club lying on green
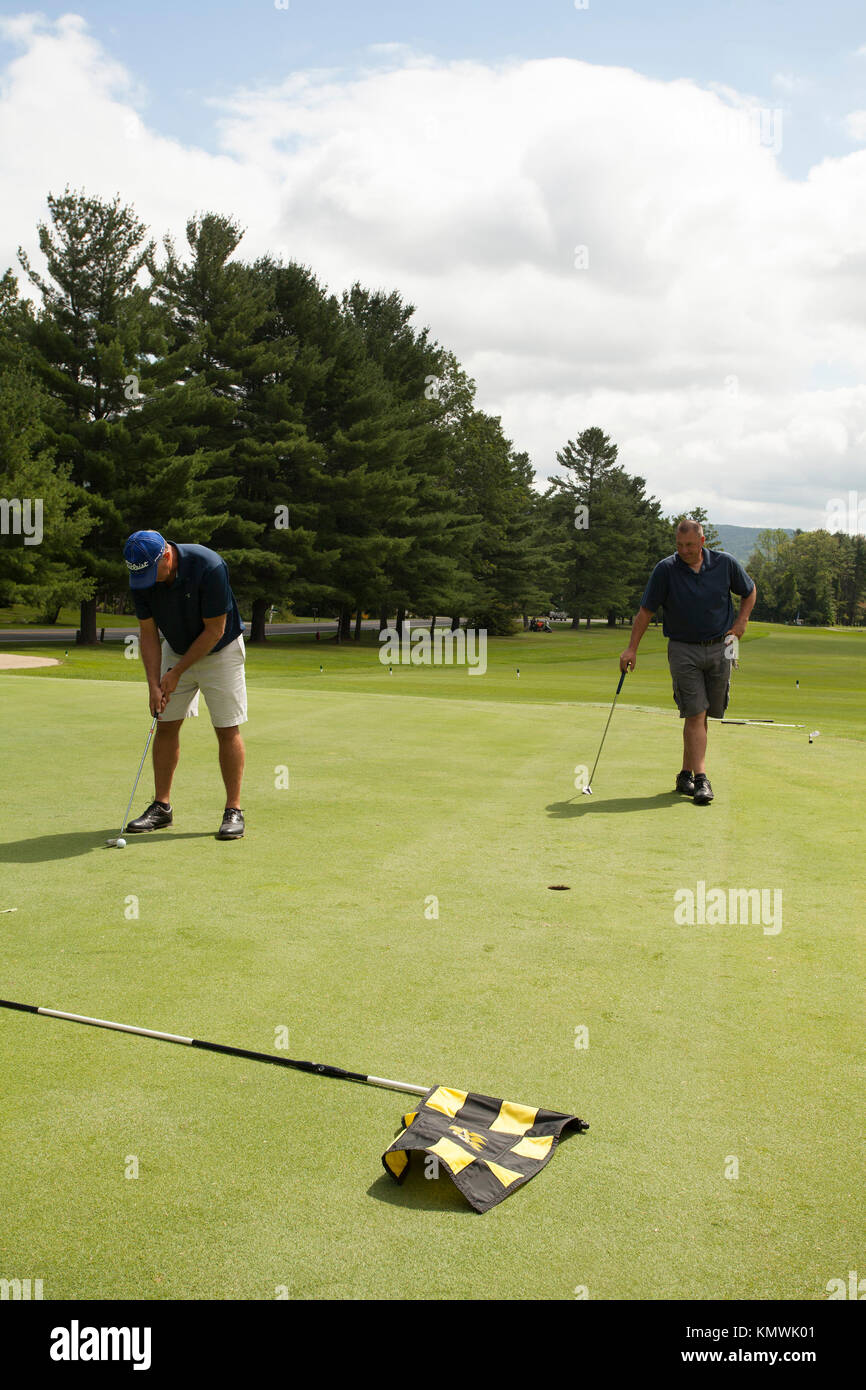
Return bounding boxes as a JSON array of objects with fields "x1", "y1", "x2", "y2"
[
  {"x1": 106, "y1": 714, "x2": 158, "y2": 848},
  {"x1": 583, "y1": 668, "x2": 627, "y2": 795}
]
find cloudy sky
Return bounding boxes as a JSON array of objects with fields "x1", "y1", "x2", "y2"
[{"x1": 1, "y1": 1, "x2": 864, "y2": 530}]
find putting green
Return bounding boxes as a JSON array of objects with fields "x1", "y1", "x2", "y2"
[{"x1": 0, "y1": 625, "x2": 863, "y2": 1299}]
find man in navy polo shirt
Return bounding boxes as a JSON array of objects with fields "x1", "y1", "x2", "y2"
[
  {"x1": 122, "y1": 530, "x2": 247, "y2": 839},
  {"x1": 619, "y1": 518, "x2": 756, "y2": 805}
]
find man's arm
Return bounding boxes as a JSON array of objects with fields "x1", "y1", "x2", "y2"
[
  {"x1": 160, "y1": 614, "x2": 227, "y2": 700},
  {"x1": 139, "y1": 617, "x2": 166, "y2": 716},
  {"x1": 620, "y1": 606, "x2": 653, "y2": 673},
  {"x1": 728, "y1": 584, "x2": 757, "y2": 639}
]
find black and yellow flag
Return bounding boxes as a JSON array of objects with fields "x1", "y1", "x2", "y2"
[{"x1": 383, "y1": 1085, "x2": 588, "y2": 1212}]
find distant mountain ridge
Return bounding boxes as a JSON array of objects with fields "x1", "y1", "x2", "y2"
[{"x1": 714, "y1": 524, "x2": 795, "y2": 565}]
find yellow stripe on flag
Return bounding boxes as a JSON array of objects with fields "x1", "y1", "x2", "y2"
[
  {"x1": 384, "y1": 1150, "x2": 408, "y2": 1179},
  {"x1": 511, "y1": 1133, "x2": 553, "y2": 1161},
  {"x1": 489, "y1": 1100, "x2": 538, "y2": 1135},
  {"x1": 425, "y1": 1087, "x2": 468, "y2": 1119},
  {"x1": 430, "y1": 1137, "x2": 477, "y2": 1175},
  {"x1": 485, "y1": 1159, "x2": 523, "y2": 1189}
]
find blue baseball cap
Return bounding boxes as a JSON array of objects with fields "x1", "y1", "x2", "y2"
[{"x1": 124, "y1": 530, "x2": 166, "y2": 589}]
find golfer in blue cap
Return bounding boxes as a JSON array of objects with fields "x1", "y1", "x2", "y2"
[{"x1": 122, "y1": 530, "x2": 247, "y2": 839}]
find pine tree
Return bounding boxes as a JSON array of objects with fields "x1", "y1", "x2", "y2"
[
  {"x1": 546, "y1": 427, "x2": 621, "y2": 627},
  {"x1": 341, "y1": 286, "x2": 474, "y2": 628},
  {"x1": 151, "y1": 223, "x2": 328, "y2": 638},
  {"x1": 267, "y1": 269, "x2": 418, "y2": 640},
  {"x1": 546, "y1": 429, "x2": 672, "y2": 627},
  {"x1": 0, "y1": 362, "x2": 93, "y2": 615},
  {"x1": 13, "y1": 190, "x2": 219, "y2": 638},
  {"x1": 447, "y1": 410, "x2": 537, "y2": 634}
]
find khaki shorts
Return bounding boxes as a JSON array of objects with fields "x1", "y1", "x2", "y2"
[
  {"x1": 159, "y1": 635, "x2": 248, "y2": 728},
  {"x1": 668, "y1": 638, "x2": 731, "y2": 719}
]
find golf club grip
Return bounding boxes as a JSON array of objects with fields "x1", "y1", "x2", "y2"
[
  {"x1": 616, "y1": 669, "x2": 626, "y2": 694},
  {"x1": 0, "y1": 998, "x2": 38, "y2": 1014}
]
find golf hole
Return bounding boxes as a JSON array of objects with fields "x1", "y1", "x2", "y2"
[{"x1": 548, "y1": 885, "x2": 570, "y2": 891}]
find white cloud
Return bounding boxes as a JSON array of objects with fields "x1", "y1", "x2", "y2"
[{"x1": 2, "y1": 15, "x2": 865, "y2": 528}]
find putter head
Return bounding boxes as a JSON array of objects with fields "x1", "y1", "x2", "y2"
[{"x1": 582, "y1": 786, "x2": 593, "y2": 796}]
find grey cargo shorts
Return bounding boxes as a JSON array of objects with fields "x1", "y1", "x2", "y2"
[{"x1": 668, "y1": 638, "x2": 731, "y2": 719}]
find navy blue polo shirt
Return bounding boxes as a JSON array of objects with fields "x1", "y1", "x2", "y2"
[
  {"x1": 132, "y1": 542, "x2": 242, "y2": 655},
  {"x1": 640, "y1": 548, "x2": 754, "y2": 642}
]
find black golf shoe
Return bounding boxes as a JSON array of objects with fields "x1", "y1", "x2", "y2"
[
  {"x1": 693, "y1": 775, "x2": 714, "y2": 805},
  {"x1": 217, "y1": 807, "x2": 244, "y2": 840},
  {"x1": 126, "y1": 800, "x2": 172, "y2": 833},
  {"x1": 675, "y1": 770, "x2": 695, "y2": 796}
]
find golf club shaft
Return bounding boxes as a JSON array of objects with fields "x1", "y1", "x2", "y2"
[
  {"x1": 586, "y1": 668, "x2": 627, "y2": 787},
  {"x1": 717, "y1": 719, "x2": 803, "y2": 728},
  {"x1": 118, "y1": 715, "x2": 159, "y2": 836},
  {"x1": 0, "y1": 998, "x2": 430, "y2": 1097}
]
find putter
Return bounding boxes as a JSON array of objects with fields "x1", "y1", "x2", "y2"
[
  {"x1": 106, "y1": 714, "x2": 158, "y2": 847},
  {"x1": 583, "y1": 668, "x2": 627, "y2": 795}
]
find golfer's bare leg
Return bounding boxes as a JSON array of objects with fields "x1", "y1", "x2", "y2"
[
  {"x1": 683, "y1": 711, "x2": 708, "y2": 775},
  {"x1": 216, "y1": 725, "x2": 245, "y2": 807},
  {"x1": 153, "y1": 720, "x2": 182, "y2": 803}
]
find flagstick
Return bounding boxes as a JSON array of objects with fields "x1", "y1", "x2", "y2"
[{"x1": 0, "y1": 999, "x2": 429, "y2": 1097}]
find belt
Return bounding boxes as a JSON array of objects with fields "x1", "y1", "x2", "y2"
[{"x1": 670, "y1": 635, "x2": 726, "y2": 646}]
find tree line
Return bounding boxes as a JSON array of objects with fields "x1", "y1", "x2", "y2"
[
  {"x1": 745, "y1": 528, "x2": 866, "y2": 626},
  {"x1": 1, "y1": 189, "x2": 861, "y2": 640}
]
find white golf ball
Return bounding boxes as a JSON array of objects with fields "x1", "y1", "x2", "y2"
[{"x1": 116, "y1": 838, "x2": 126, "y2": 848}]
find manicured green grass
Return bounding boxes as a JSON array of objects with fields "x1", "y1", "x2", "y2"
[
  {"x1": 0, "y1": 603, "x2": 136, "y2": 628},
  {"x1": 0, "y1": 626, "x2": 863, "y2": 1299},
  {"x1": 7, "y1": 621, "x2": 866, "y2": 738}
]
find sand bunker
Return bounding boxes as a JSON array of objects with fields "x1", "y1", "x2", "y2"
[{"x1": 0, "y1": 653, "x2": 61, "y2": 669}]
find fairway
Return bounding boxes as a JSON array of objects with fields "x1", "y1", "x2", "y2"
[{"x1": 1, "y1": 625, "x2": 863, "y2": 1300}]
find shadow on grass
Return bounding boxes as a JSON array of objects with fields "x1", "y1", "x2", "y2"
[
  {"x1": 547, "y1": 791, "x2": 685, "y2": 817},
  {"x1": 367, "y1": 1164, "x2": 476, "y2": 1215},
  {"x1": 0, "y1": 830, "x2": 219, "y2": 862}
]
